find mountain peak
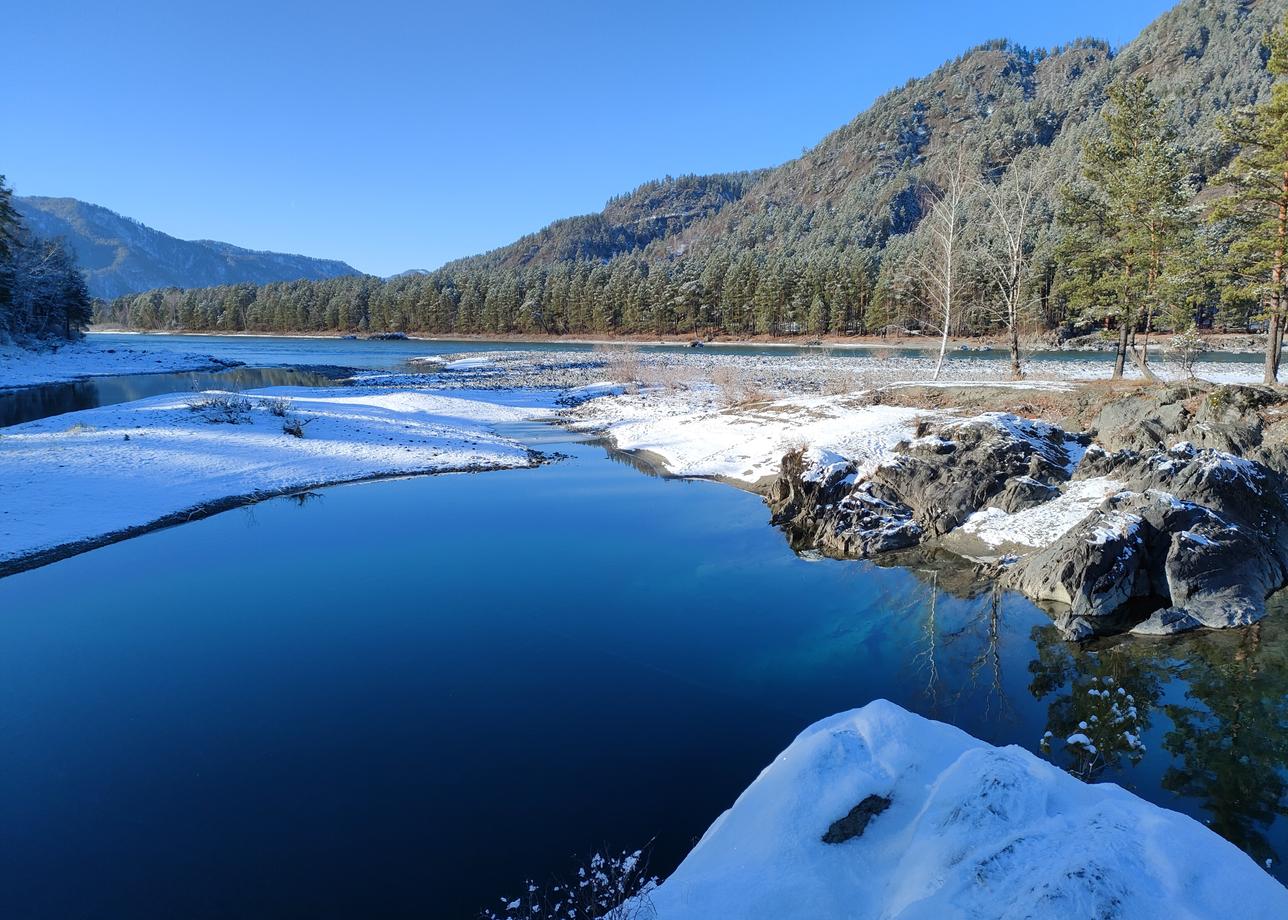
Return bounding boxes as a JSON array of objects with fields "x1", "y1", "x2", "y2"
[{"x1": 13, "y1": 196, "x2": 361, "y2": 299}]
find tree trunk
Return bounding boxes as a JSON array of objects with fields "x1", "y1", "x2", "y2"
[
  {"x1": 1270, "y1": 182, "x2": 1287, "y2": 386},
  {"x1": 1009, "y1": 318, "x2": 1022, "y2": 380},
  {"x1": 1265, "y1": 309, "x2": 1281, "y2": 385},
  {"x1": 933, "y1": 322, "x2": 949, "y2": 381},
  {"x1": 1113, "y1": 318, "x2": 1129, "y2": 379}
]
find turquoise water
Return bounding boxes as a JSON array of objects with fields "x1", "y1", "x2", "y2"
[{"x1": 1, "y1": 424, "x2": 1284, "y2": 917}]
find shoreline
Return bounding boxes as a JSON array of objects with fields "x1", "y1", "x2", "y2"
[
  {"x1": 88, "y1": 326, "x2": 1272, "y2": 355},
  {"x1": 0, "y1": 460, "x2": 541, "y2": 579}
]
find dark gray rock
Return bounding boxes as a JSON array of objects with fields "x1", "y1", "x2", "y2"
[
  {"x1": 821, "y1": 794, "x2": 892, "y2": 844},
  {"x1": 767, "y1": 399, "x2": 1288, "y2": 642},
  {"x1": 767, "y1": 413, "x2": 1087, "y2": 560},
  {"x1": 1007, "y1": 443, "x2": 1288, "y2": 638}
]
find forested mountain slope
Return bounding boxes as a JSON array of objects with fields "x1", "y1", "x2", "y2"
[
  {"x1": 16, "y1": 197, "x2": 359, "y2": 300},
  {"x1": 97, "y1": 0, "x2": 1288, "y2": 337}
]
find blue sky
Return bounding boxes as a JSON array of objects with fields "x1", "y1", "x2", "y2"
[{"x1": 5, "y1": 0, "x2": 1175, "y2": 276}]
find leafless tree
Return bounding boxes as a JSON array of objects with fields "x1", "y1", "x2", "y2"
[
  {"x1": 977, "y1": 161, "x2": 1049, "y2": 379},
  {"x1": 912, "y1": 146, "x2": 972, "y2": 381}
]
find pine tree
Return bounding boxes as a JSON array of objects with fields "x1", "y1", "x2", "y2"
[
  {"x1": 1210, "y1": 12, "x2": 1288, "y2": 384},
  {"x1": 1057, "y1": 78, "x2": 1193, "y2": 379},
  {"x1": 0, "y1": 176, "x2": 20, "y2": 324}
]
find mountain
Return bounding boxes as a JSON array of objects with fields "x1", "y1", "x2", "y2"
[
  {"x1": 457, "y1": 0, "x2": 1283, "y2": 275},
  {"x1": 14, "y1": 197, "x2": 361, "y2": 299},
  {"x1": 96, "y1": 0, "x2": 1288, "y2": 337}
]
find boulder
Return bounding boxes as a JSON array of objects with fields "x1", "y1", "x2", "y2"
[{"x1": 1007, "y1": 443, "x2": 1288, "y2": 638}]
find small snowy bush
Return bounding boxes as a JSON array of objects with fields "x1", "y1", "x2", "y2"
[
  {"x1": 1169, "y1": 325, "x2": 1207, "y2": 379},
  {"x1": 258, "y1": 396, "x2": 293, "y2": 417},
  {"x1": 482, "y1": 847, "x2": 658, "y2": 920},
  {"x1": 282, "y1": 416, "x2": 312, "y2": 438},
  {"x1": 187, "y1": 392, "x2": 253, "y2": 424}
]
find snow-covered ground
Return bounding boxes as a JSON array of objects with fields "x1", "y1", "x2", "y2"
[
  {"x1": 0, "y1": 340, "x2": 234, "y2": 389},
  {"x1": 644, "y1": 700, "x2": 1287, "y2": 919},
  {"x1": 401, "y1": 347, "x2": 1265, "y2": 394},
  {"x1": 0, "y1": 387, "x2": 548, "y2": 571},
  {"x1": 565, "y1": 389, "x2": 924, "y2": 485}
]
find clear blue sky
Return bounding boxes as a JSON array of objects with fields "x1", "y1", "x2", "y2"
[{"x1": 5, "y1": 0, "x2": 1175, "y2": 277}]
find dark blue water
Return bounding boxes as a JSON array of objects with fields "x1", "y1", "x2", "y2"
[{"x1": 1, "y1": 426, "x2": 1284, "y2": 918}]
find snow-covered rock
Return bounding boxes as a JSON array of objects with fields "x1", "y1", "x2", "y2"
[{"x1": 645, "y1": 700, "x2": 1287, "y2": 919}]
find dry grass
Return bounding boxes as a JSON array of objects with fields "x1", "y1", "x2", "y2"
[
  {"x1": 710, "y1": 364, "x2": 769, "y2": 407},
  {"x1": 596, "y1": 344, "x2": 645, "y2": 392}
]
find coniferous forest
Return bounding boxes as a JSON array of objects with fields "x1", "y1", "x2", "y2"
[
  {"x1": 85, "y1": 1, "x2": 1288, "y2": 380},
  {"x1": 0, "y1": 177, "x2": 92, "y2": 342}
]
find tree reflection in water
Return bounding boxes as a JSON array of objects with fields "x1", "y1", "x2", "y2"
[{"x1": 1028, "y1": 609, "x2": 1288, "y2": 870}]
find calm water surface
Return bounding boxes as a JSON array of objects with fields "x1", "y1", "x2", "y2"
[
  {"x1": 1, "y1": 425, "x2": 1284, "y2": 918},
  {"x1": 89, "y1": 331, "x2": 1267, "y2": 370},
  {"x1": 0, "y1": 366, "x2": 341, "y2": 427}
]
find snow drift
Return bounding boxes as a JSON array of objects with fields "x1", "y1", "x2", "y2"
[{"x1": 645, "y1": 700, "x2": 1286, "y2": 919}]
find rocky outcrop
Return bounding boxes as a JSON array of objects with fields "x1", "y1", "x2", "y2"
[
  {"x1": 766, "y1": 390, "x2": 1288, "y2": 641},
  {"x1": 1090, "y1": 382, "x2": 1285, "y2": 457},
  {"x1": 767, "y1": 413, "x2": 1085, "y2": 559},
  {"x1": 1005, "y1": 443, "x2": 1288, "y2": 638}
]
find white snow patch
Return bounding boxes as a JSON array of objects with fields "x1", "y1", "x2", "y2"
[
  {"x1": 0, "y1": 387, "x2": 548, "y2": 567},
  {"x1": 0, "y1": 340, "x2": 229, "y2": 389},
  {"x1": 643, "y1": 700, "x2": 1288, "y2": 920},
  {"x1": 567, "y1": 389, "x2": 925, "y2": 484},
  {"x1": 958, "y1": 478, "x2": 1122, "y2": 550}
]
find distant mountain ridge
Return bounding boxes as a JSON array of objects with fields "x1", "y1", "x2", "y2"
[
  {"x1": 94, "y1": 0, "x2": 1288, "y2": 340},
  {"x1": 14, "y1": 196, "x2": 361, "y2": 299}
]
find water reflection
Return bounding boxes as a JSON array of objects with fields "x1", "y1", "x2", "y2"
[
  {"x1": 1028, "y1": 608, "x2": 1288, "y2": 869},
  {"x1": 1161, "y1": 621, "x2": 1288, "y2": 868},
  {"x1": 0, "y1": 427, "x2": 1284, "y2": 915},
  {"x1": 0, "y1": 366, "x2": 344, "y2": 427}
]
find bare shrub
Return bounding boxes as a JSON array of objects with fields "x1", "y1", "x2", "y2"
[
  {"x1": 482, "y1": 846, "x2": 658, "y2": 920},
  {"x1": 187, "y1": 391, "x2": 253, "y2": 424},
  {"x1": 638, "y1": 359, "x2": 700, "y2": 392},
  {"x1": 594, "y1": 344, "x2": 645, "y2": 391},
  {"x1": 1169, "y1": 326, "x2": 1208, "y2": 379},
  {"x1": 710, "y1": 364, "x2": 768, "y2": 407},
  {"x1": 282, "y1": 416, "x2": 313, "y2": 438},
  {"x1": 258, "y1": 396, "x2": 294, "y2": 417}
]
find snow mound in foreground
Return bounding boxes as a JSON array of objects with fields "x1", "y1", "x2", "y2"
[{"x1": 646, "y1": 700, "x2": 1286, "y2": 919}]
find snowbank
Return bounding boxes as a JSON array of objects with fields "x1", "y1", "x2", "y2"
[
  {"x1": 646, "y1": 700, "x2": 1287, "y2": 919},
  {"x1": 0, "y1": 340, "x2": 232, "y2": 389},
  {"x1": 0, "y1": 387, "x2": 546, "y2": 573},
  {"x1": 566, "y1": 389, "x2": 924, "y2": 485}
]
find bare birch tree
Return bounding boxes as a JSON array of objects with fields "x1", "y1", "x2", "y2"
[
  {"x1": 978, "y1": 161, "x2": 1049, "y2": 379},
  {"x1": 913, "y1": 146, "x2": 971, "y2": 381}
]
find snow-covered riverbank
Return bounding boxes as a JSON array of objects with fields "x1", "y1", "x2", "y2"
[
  {"x1": 643, "y1": 700, "x2": 1287, "y2": 919},
  {"x1": 0, "y1": 340, "x2": 238, "y2": 389},
  {"x1": 0, "y1": 387, "x2": 548, "y2": 574},
  {"x1": 565, "y1": 388, "x2": 925, "y2": 486}
]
